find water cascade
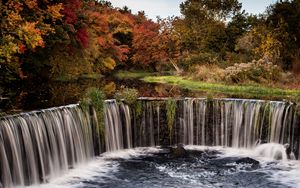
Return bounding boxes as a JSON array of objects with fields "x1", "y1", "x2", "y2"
[
  {"x1": 254, "y1": 143, "x2": 288, "y2": 160},
  {"x1": 0, "y1": 105, "x2": 94, "y2": 187},
  {"x1": 0, "y1": 98, "x2": 299, "y2": 187},
  {"x1": 177, "y1": 99, "x2": 298, "y2": 151}
]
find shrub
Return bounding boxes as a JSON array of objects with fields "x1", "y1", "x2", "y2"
[
  {"x1": 182, "y1": 52, "x2": 220, "y2": 70},
  {"x1": 166, "y1": 99, "x2": 177, "y2": 139},
  {"x1": 79, "y1": 87, "x2": 106, "y2": 136},
  {"x1": 224, "y1": 59, "x2": 282, "y2": 84},
  {"x1": 189, "y1": 64, "x2": 225, "y2": 83},
  {"x1": 114, "y1": 88, "x2": 139, "y2": 105}
]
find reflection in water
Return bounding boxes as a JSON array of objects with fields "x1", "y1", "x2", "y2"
[
  {"x1": 1, "y1": 78, "x2": 189, "y2": 114},
  {"x1": 0, "y1": 77, "x2": 290, "y2": 114}
]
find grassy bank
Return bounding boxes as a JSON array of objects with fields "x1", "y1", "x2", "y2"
[
  {"x1": 113, "y1": 71, "x2": 159, "y2": 79},
  {"x1": 142, "y1": 76, "x2": 300, "y2": 100},
  {"x1": 113, "y1": 70, "x2": 175, "y2": 80}
]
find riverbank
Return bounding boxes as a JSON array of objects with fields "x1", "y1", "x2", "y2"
[{"x1": 113, "y1": 71, "x2": 300, "y2": 101}]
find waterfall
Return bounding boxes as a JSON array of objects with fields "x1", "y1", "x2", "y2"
[
  {"x1": 177, "y1": 99, "x2": 297, "y2": 149},
  {"x1": 0, "y1": 98, "x2": 299, "y2": 187},
  {"x1": 103, "y1": 98, "x2": 298, "y2": 153},
  {"x1": 120, "y1": 103, "x2": 132, "y2": 149},
  {"x1": 0, "y1": 105, "x2": 94, "y2": 187},
  {"x1": 104, "y1": 100, "x2": 123, "y2": 151}
]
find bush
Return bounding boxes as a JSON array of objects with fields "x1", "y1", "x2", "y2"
[
  {"x1": 114, "y1": 88, "x2": 139, "y2": 105},
  {"x1": 224, "y1": 59, "x2": 283, "y2": 84},
  {"x1": 189, "y1": 64, "x2": 225, "y2": 83},
  {"x1": 166, "y1": 99, "x2": 176, "y2": 139},
  {"x1": 79, "y1": 87, "x2": 106, "y2": 136},
  {"x1": 80, "y1": 87, "x2": 105, "y2": 112},
  {"x1": 182, "y1": 52, "x2": 220, "y2": 70}
]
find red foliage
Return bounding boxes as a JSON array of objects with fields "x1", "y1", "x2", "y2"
[
  {"x1": 113, "y1": 45, "x2": 130, "y2": 61},
  {"x1": 65, "y1": 0, "x2": 82, "y2": 9},
  {"x1": 61, "y1": 0, "x2": 82, "y2": 24},
  {"x1": 61, "y1": 7, "x2": 77, "y2": 24},
  {"x1": 98, "y1": 37, "x2": 106, "y2": 46},
  {"x1": 76, "y1": 28, "x2": 89, "y2": 48},
  {"x1": 18, "y1": 43, "x2": 26, "y2": 53},
  {"x1": 132, "y1": 20, "x2": 161, "y2": 66}
]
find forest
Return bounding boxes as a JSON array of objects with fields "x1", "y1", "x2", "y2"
[{"x1": 1, "y1": 0, "x2": 300, "y2": 88}]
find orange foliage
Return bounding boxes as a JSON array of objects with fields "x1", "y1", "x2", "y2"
[
  {"x1": 132, "y1": 20, "x2": 161, "y2": 66},
  {"x1": 0, "y1": 0, "x2": 63, "y2": 67}
]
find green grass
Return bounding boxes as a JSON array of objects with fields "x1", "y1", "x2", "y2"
[
  {"x1": 114, "y1": 70, "x2": 174, "y2": 79},
  {"x1": 114, "y1": 71, "x2": 158, "y2": 79},
  {"x1": 79, "y1": 73, "x2": 103, "y2": 79},
  {"x1": 142, "y1": 76, "x2": 300, "y2": 100}
]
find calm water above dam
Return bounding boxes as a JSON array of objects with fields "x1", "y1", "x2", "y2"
[{"x1": 0, "y1": 77, "x2": 291, "y2": 115}]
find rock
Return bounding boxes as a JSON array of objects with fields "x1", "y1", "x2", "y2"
[
  {"x1": 170, "y1": 144, "x2": 188, "y2": 158},
  {"x1": 236, "y1": 157, "x2": 260, "y2": 169}
]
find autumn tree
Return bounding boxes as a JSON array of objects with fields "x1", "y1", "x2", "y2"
[
  {"x1": 84, "y1": 2, "x2": 133, "y2": 72},
  {"x1": 0, "y1": 0, "x2": 63, "y2": 81},
  {"x1": 48, "y1": 0, "x2": 133, "y2": 79},
  {"x1": 132, "y1": 18, "x2": 161, "y2": 70},
  {"x1": 157, "y1": 17, "x2": 182, "y2": 73}
]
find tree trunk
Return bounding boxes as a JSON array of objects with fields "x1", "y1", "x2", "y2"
[{"x1": 170, "y1": 59, "x2": 182, "y2": 74}]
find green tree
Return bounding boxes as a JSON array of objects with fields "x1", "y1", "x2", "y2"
[
  {"x1": 177, "y1": 0, "x2": 242, "y2": 66},
  {"x1": 265, "y1": 0, "x2": 300, "y2": 68}
]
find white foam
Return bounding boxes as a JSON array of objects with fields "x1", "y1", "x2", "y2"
[
  {"x1": 270, "y1": 162, "x2": 300, "y2": 187},
  {"x1": 30, "y1": 146, "x2": 300, "y2": 188},
  {"x1": 101, "y1": 147, "x2": 162, "y2": 159},
  {"x1": 184, "y1": 145, "x2": 300, "y2": 187},
  {"x1": 30, "y1": 147, "x2": 162, "y2": 188},
  {"x1": 254, "y1": 143, "x2": 288, "y2": 160}
]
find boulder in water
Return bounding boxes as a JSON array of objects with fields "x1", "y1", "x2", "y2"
[
  {"x1": 236, "y1": 157, "x2": 260, "y2": 169},
  {"x1": 170, "y1": 144, "x2": 188, "y2": 158}
]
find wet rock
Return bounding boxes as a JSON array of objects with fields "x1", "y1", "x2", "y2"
[
  {"x1": 170, "y1": 144, "x2": 188, "y2": 158},
  {"x1": 285, "y1": 144, "x2": 291, "y2": 156},
  {"x1": 283, "y1": 143, "x2": 295, "y2": 159},
  {"x1": 236, "y1": 157, "x2": 260, "y2": 169}
]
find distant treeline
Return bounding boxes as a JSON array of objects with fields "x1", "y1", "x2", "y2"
[{"x1": 1, "y1": 0, "x2": 299, "y2": 83}]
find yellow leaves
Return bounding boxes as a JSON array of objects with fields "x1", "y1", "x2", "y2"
[
  {"x1": 1, "y1": 0, "x2": 64, "y2": 67},
  {"x1": 7, "y1": 11, "x2": 22, "y2": 27},
  {"x1": 0, "y1": 35, "x2": 19, "y2": 63},
  {"x1": 109, "y1": 15, "x2": 133, "y2": 35},
  {"x1": 103, "y1": 82, "x2": 116, "y2": 95},
  {"x1": 7, "y1": 1, "x2": 23, "y2": 12},
  {"x1": 103, "y1": 57, "x2": 116, "y2": 70},
  {"x1": 24, "y1": 0, "x2": 37, "y2": 9},
  {"x1": 255, "y1": 33, "x2": 282, "y2": 62},
  {"x1": 47, "y1": 3, "x2": 64, "y2": 21},
  {"x1": 19, "y1": 22, "x2": 45, "y2": 49}
]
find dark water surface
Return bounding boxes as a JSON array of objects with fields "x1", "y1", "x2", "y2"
[
  {"x1": 0, "y1": 77, "x2": 224, "y2": 114},
  {"x1": 43, "y1": 147, "x2": 296, "y2": 188},
  {"x1": 0, "y1": 76, "x2": 290, "y2": 115}
]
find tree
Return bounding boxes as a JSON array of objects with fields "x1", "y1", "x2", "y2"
[
  {"x1": 132, "y1": 19, "x2": 161, "y2": 70},
  {"x1": 0, "y1": 0, "x2": 63, "y2": 80},
  {"x1": 177, "y1": 0, "x2": 242, "y2": 64},
  {"x1": 157, "y1": 17, "x2": 182, "y2": 73},
  {"x1": 265, "y1": 0, "x2": 300, "y2": 69}
]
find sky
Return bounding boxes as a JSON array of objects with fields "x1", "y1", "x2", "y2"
[{"x1": 109, "y1": 0, "x2": 277, "y2": 20}]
